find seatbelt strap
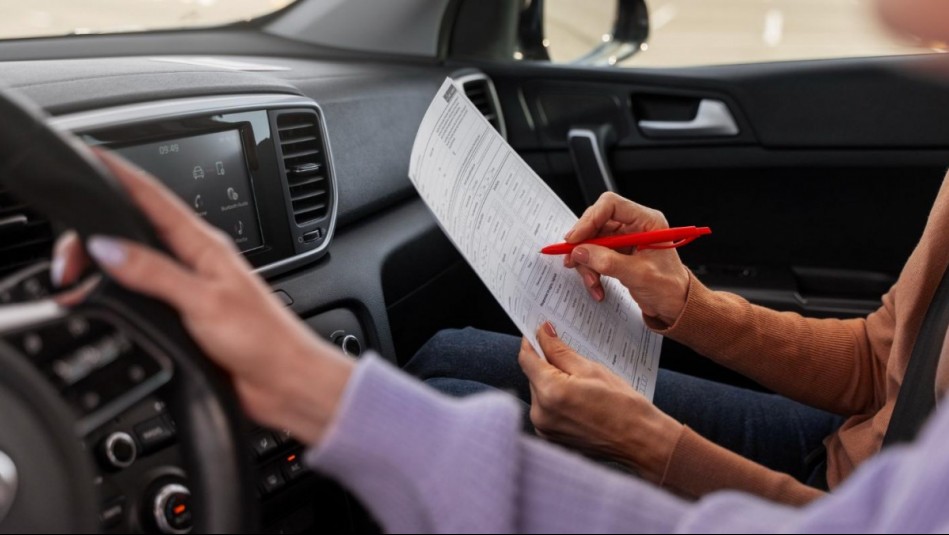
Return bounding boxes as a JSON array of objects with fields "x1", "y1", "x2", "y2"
[{"x1": 883, "y1": 262, "x2": 949, "y2": 447}]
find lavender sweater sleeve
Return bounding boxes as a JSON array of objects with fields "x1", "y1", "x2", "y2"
[{"x1": 306, "y1": 355, "x2": 949, "y2": 534}]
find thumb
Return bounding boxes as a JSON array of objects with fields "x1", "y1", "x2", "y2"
[
  {"x1": 536, "y1": 322, "x2": 588, "y2": 376},
  {"x1": 570, "y1": 245, "x2": 635, "y2": 283}
]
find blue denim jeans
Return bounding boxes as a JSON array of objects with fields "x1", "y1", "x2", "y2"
[{"x1": 404, "y1": 327, "x2": 844, "y2": 488}]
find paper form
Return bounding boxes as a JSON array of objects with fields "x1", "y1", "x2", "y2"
[{"x1": 408, "y1": 78, "x2": 662, "y2": 400}]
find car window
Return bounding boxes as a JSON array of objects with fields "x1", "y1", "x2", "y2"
[
  {"x1": 0, "y1": 0, "x2": 297, "y2": 40},
  {"x1": 544, "y1": 0, "x2": 925, "y2": 67}
]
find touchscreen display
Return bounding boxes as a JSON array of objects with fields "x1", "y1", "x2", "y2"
[{"x1": 116, "y1": 130, "x2": 263, "y2": 252}]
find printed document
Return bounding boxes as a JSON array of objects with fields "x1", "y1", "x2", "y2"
[{"x1": 408, "y1": 78, "x2": 662, "y2": 399}]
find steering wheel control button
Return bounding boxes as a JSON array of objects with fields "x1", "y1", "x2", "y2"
[
  {"x1": 259, "y1": 466, "x2": 286, "y2": 495},
  {"x1": 273, "y1": 290, "x2": 294, "y2": 307},
  {"x1": 275, "y1": 429, "x2": 293, "y2": 444},
  {"x1": 134, "y1": 416, "x2": 176, "y2": 455},
  {"x1": 152, "y1": 483, "x2": 193, "y2": 534},
  {"x1": 100, "y1": 431, "x2": 137, "y2": 470},
  {"x1": 0, "y1": 450, "x2": 17, "y2": 524},
  {"x1": 99, "y1": 496, "x2": 126, "y2": 529},
  {"x1": 251, "y1": 432, "x2": 279, "y2": 458}
]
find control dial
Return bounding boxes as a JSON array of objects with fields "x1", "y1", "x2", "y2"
[
  {"x1": 99, "y1": 432, "x2": 137, "y2": 470},
  {"x1": 152, "y1": 483, "x2": 193, "y2": 534}
]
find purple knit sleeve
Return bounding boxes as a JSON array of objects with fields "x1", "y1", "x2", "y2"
[{"x1": 306, "y1": 354, "x2": 949, "y2": 534}]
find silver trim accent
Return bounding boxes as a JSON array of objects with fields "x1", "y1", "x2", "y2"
[
  {"x1": 0, "y1": 300, "x2": 66, "y2": 333},
  {"x1": 453, "y1": 73, "x2": 508, "y2": 140},
  {"x1": 0, "y1": 450, "x2": 17, "y2": 524},
  {"x1": 49, "y1": 94, "x2": 338, "y2": 279},
  {"x1": 637, "y1": 99, "x2": 740, "y2": 138},
  {"x1": 567, "y1": 129, "x2": 618, "y2": 193},
  {"x1": 153, "y1": 483, "x2": 192, "y2": 534},
  {"x1": 103, "y1": 431, "x2": 137, "y2": 469},
  {"x1": 0, "y1": 215, "x2": 28, "y2": 230}
]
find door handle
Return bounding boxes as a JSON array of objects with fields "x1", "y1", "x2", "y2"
[
  {"x1": 567, "y1": 125, "x2": 617, "y2": 206},
  {"x1": 637, "y1": 99, "x2": 739, "y2": 138}
]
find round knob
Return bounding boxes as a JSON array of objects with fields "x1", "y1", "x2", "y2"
[
  {"x1": 100, "y1": 432, "x2": 137, "y2": 470},
  {"x1": 337, "y1": 334, "x2": 362, "y2": 357},
  {"x1": 152, "y1": 483, "x2": 193, "y2": 534}
]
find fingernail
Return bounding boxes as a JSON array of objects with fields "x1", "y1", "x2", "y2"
[
  {"x1": 544, "y1": 321, "x2": 558, "y2": 337},
  {"x1": 50, "y1": 255, "x2": 65, "y2": 288},
  {"x1": 572, "y1": 247, "x2": 590, "y2": 264},
  {"x1": 583, "y1": 272, "x2": 596, "y2": 288},
  {"x1": 594, "y1": 287, "x2": 605, "y2": 302},
  {"x1": 87, "y1": 236, "x2": 127, "y2": 267},
  {"x1": 564, "y1": 229, "x2": 575, "y2": 241}
]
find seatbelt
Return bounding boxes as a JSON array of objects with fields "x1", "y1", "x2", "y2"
[{"x1": 883, "y1": 263, "x2": 949, "y2": 447}]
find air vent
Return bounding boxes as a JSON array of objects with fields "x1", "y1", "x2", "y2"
[
  {"x1": 0, "y1": 186, "x2": 53, "y2": 278},
  {"x1": 275, "y1": 111, "x2": 330, "y2": 226},
  {"x1": 459, "y1": 74, "x2": 506, "y2": 138}
]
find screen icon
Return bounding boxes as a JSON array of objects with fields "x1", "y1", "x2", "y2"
[
  {"x1": 235, "y1": 220, "x2": 244, "y2": 236},
  {"x1": 216, "y1": 161, "x2": 226, "y2": 176},
  {"x1": 194, "y1": 194, "x2": 204, "y2": 210},
  {"x1": 226, "y1": 187, "x2": 239, "y2": 202},
  {"x1": 193, "y1": 166, "x2": 205, "y2": 180}
]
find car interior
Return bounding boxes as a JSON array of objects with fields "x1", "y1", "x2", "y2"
[{"x1": 1, "y1": 0, "x2": 949, "y2": 532}]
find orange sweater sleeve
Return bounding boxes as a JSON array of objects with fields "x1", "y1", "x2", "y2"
[
  {"x1": 660, "y1": 426, "x2": 824, "y2": 505},
  {"x1": 648, "y1": 272, "x2": 888, "y2": 416}
]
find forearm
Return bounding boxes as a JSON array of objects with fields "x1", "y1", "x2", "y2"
[
  {"x1": 649, "y1": 272, "x2": 877, "y2": 415},
  {"x1": 660, "y1": 426, "x2": 824, "y2": 505},
  {"x1": 306, "y1": 354, "x2": 689, "y2": 533}
]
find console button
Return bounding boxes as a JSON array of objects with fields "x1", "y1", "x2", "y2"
[
  {"x1": 99, "y1": 431, "x2": 137, "y2": 470},
  {"x1": 259, "y1": 466, "x2": 285, "y2": 495},
  {"x1": 302, "y1": 228, "x2": 324, "y2": 243},
  {"x1": 281, "y1": 452, "x2": 307, "y2": 481},
  {"x1": 250, "y1": 432, "x2": 279, "y2": 458},
  {"x1": 152, "y1": 483, "x2": 193, "y2": 534},
  {"x1": 99, "y1": 496, "x2": 126, "y2": 529},
  {"x1": 134, "y1": 416, "x2": 176, "y2": 454}
]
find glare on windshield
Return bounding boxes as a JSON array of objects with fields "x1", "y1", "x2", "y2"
[{"x1": 0, "y1": 0, "x2": 297, "y2": 40}]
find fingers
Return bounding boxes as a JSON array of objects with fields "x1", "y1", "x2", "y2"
[
  {"x1": 570, "y1": 244, "x2": 639, "y2": 285},
  {"x1": 518, "y1": 336, "x2": 552, "y2": 383},
  {"x1": 535, "y1": 322, "x2": 589, "y2": 376},
  {"x1": 575, "y1": 265, "x2": 604, "y2": 302},
  {"x1": 94, "y1": 149, "x2": 231, "y2": 269},
  {"x1": 51, "y1": 231, "x2": 89, "y2": 288},
  {"x1": 86, "y1": 235, "x2": 205, "y2": 312},
  {"x1": 566, "y1": 192, "x2": 666, "y2": 244}
]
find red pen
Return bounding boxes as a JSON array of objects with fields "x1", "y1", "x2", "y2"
[{"x1": 540, "y1": 226, "x2": 712, "y2": 255}]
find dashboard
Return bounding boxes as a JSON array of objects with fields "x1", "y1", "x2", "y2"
[{"x1": 0, "y1": 54, "x2": 504, "y2": 533}]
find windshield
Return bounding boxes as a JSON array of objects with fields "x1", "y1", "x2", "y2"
[{"x1": 0, "y1": 0, "x2": 297, "y2": 40}]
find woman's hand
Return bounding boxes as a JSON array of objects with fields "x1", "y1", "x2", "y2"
[
  {"x1": 518, "y1": 322, "x2": 682, "y2": 483},
  {"x1": 54, "y1": 150, "x2": 354, "y2": 446},
  {"x1": 565, "y1": 192, "x2": 690, "y2": 326}
]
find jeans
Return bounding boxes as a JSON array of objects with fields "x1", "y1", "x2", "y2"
[{"x1": 404, "y1": 327, "x2": 844, "y2": 488}]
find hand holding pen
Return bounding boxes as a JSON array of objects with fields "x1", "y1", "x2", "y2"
[{"x1": 552, "y1": 193, "x2": 702, "y2": 326}]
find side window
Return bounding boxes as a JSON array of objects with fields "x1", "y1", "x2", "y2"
[{"x1": 542, "y1": 0, "x2": 922, "y2": 67}]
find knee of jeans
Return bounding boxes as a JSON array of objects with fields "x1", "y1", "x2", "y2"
[{"x1": 404, "y1": 328, "x2": 469, "y2": 372}]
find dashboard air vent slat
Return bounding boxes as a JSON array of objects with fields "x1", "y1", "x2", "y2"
[
  {"x1": 459, "y1": 75, "x2": 505, "y2": 137},
  {"x1": 0, "y1": 186, "x2": 54, "y2": 279},
  {"x1": 275, "y1": 111, "x2": 330, "y2": 226}
]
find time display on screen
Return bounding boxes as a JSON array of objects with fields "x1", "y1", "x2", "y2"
[{"x1": 116, "y1": 129, "x2": 264, "y2": 253}]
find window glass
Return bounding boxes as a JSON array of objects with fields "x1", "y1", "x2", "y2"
[
  {"x1": 0, "y1": 0, "x2": 296, "y2": 40},
  {"x1": 544, "y1": 0, "x2": 925, "y2": 67}
]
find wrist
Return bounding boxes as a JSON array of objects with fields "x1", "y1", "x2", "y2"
[
  {"x1": 618, "y1": 400, "x2": 684, "y2": 484},
  {"x1": 657, "y1": 267, "x2": 690, "y2": 326}
]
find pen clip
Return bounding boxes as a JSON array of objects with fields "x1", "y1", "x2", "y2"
[{"x1": 639, "y1": 236, "x2": 699, "y2": 251}]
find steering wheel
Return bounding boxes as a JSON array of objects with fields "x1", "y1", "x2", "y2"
[{"x1": 0, "y1": 89, "x2": 254, "y2": 532}]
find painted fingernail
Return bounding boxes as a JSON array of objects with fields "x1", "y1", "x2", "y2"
[
  {"x1": 572, "y1": 247, "x2": 590, "y2": 264},
  {"x1": 594, "y1": 287, "x2": 605, "y2": 302},
  {"x1": 544, "y1": 321, "x2": 558, "y2": 337},
  {"x1": 564, "y1": 229, "x2": 575, "y2": 241},
  {"x1": 50, "y1": 255, "x2": 65, "y2": 288},
  {"x1": 583, "y1": 272, "x2": 596, "y2": 288},
  {"x1": 87, "y1": 236, "x2": 127, "y2": 268}
]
